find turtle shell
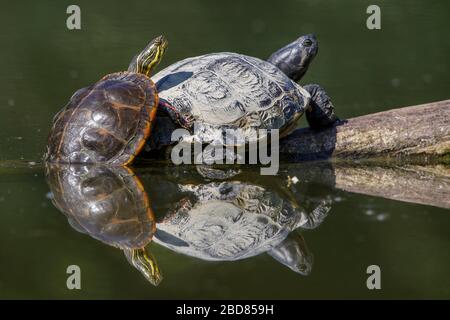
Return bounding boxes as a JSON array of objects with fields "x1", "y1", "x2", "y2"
[
  {"x1": 152, "y1": 53, "x2": 311, "y2": 144},
  {"x1": 46, "y1": 165, "x2": 156, "y2": 249},
  {"x1": 154, "y1": 181, "x2": 310, "y2": 261},
  {"x1": 45, "y1": 72, "x2": 158, "y2": 165}
]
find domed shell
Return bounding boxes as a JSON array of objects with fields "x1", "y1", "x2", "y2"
[
  {"x1": 153, "y1": 53, "x2": 311, "y2": 144},
  {"x1": 45, "y1": 72, "x2": 158, "y2": 165},
  {"x1": 154, "y1": 181, "x2": 310, "y2": 261},
  {"x1": 46, "y1": 165, "x2": 156, "y2": 249}
]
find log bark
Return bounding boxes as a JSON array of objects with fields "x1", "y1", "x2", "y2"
[{"x1": 280, "y1": 99, "x2": 450, "y2": 161}]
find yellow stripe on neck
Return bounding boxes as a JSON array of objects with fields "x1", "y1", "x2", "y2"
[{"x1": 139, "y1": 46, "x2": 162, "y2": 77}]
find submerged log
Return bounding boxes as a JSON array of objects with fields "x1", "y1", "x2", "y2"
[{"x1": 280, "y1": 99, "x2": 450, "y2": 161}]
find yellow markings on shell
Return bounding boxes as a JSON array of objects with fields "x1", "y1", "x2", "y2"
[
  {"x1": 122, "y1": 92, "x2": 158, "y2": 166},
  {"x1": 122, "y1": 166, "x2": 156, "y2": 233}
]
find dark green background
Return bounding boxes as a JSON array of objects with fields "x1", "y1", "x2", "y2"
[{"x1": 0, "y1": 0, "x2": 449, "y2": 299}]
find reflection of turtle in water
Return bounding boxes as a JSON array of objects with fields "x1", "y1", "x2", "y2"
[
  {"x1": 45, "y1": 165, "x2": 162, "y2": 285},
  {"x1": 46, "y1": 165, "x2": 331, "y2": 285},
  {"x1": 154, "y1": 180, "x2": 330, "y2": 275}
]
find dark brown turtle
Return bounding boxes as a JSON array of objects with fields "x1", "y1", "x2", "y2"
[
  {"x1": 45, "y1": 164, "x2": 162, "y2": 285},
  {"x1": 44, "y1": 35, "x2": 168, "y2": 165}
]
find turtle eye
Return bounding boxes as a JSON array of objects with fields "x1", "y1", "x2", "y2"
[{"x1": 303, "y1": 39, "x2": 313, "y2": 47}]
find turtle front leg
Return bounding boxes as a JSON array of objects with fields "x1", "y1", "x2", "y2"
[{"x1": 304, "y1": 84, "x2": 339, "y2": 130}]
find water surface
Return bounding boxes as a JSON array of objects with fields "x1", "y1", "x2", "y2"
[{"x1": 0, "y1": 0, "x2": 449, "y2": 299}]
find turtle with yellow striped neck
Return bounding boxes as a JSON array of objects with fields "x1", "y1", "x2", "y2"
[{"x1": 45, "y1": 35, "x2": 168, "y2": 165}]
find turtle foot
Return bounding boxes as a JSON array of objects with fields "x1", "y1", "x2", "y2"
[{"x1": 304, "y1": 84, "x2": 339, "y2": 130}]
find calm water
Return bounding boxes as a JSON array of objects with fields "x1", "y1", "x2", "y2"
[{"x1": 0, "y1": 0, "x2": 449, "y2": 299}]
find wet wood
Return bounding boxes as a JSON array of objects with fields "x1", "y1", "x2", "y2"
[
  {"x1": 280, "y1": 99, "x2": 450, "y2": 161},
  {"x1": 286, "y1": 163, "x2": 450, "y2": 209},
  {"x1": 333, "y1": 164, "x2": 450, "y2": 209}
]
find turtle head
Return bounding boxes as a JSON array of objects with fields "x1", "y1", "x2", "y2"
[
  {"x1": 132, "y1": 35, "x2": 168, "y2": 77},
  {"x1": 268, "y1": 33, "x2": 319, "y2": 82},
  {"x1": 267, "y1": 231, "x2": 313, "y2": 275},
  {"x1": 124, "y1": 247, "x2": 163, "y2": 286},
  {"x1": 297, "y1": 33, "x2": 318, "y2": 62}
]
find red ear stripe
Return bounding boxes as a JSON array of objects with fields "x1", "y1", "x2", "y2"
[{"x1": 159, "y1": 99, "x2": 190, "y2": 128}]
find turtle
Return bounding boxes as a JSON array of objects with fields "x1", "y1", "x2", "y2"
[
  {"x1": 153, "y1": 180, "x2": 331, "y2": 274},
  {"x1": 44, "y1": 35, "x2": 168, "y2": 165},
  {"x1": 140, "y1": 33, "x2": 338, "y2": 154},
  {"x1": 45, "y1": 164, "x2": 163, "y2": 285}
]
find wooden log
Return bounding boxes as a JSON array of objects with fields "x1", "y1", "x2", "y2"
[{"x1": 280, "y1": 99, "x2": 450, "y2": 161}]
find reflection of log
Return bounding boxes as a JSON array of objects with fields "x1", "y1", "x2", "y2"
[
  {"x1": 333, "y1": 164, "x2": 450, "y2": 209},
  {"x1": 280, "y1": 100, "x2": 450, "y2": 161},
  {"x1": 287, "y1": 163, "x2": 450, "y2": 209}
]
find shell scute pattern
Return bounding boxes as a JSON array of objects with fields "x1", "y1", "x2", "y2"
[
  {"x1": 183, "y1": 71, "x2": 231, "y2": 101},
  {"x1": 207, "y1": 56, "x2": 284, "y2": 112},
  {"x1": 153, "y1": 182, "x2": 307, "y2": 261},
  {"x1": 181, "y1": 70, "x2": 236, "y2": 125},
  {"x1": 46, "y1": 166, "x2": 155, "y2": 249},
  {"x1": 153, "y1": 52, "x2": 310, "y2": 144},
  {"x1": 46, "y1": 72, "x2": 157, "y2": 164}
]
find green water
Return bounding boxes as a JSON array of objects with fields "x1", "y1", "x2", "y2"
[{"x1": 0, "y1": 0, "x2": 449, "y2": 299}]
